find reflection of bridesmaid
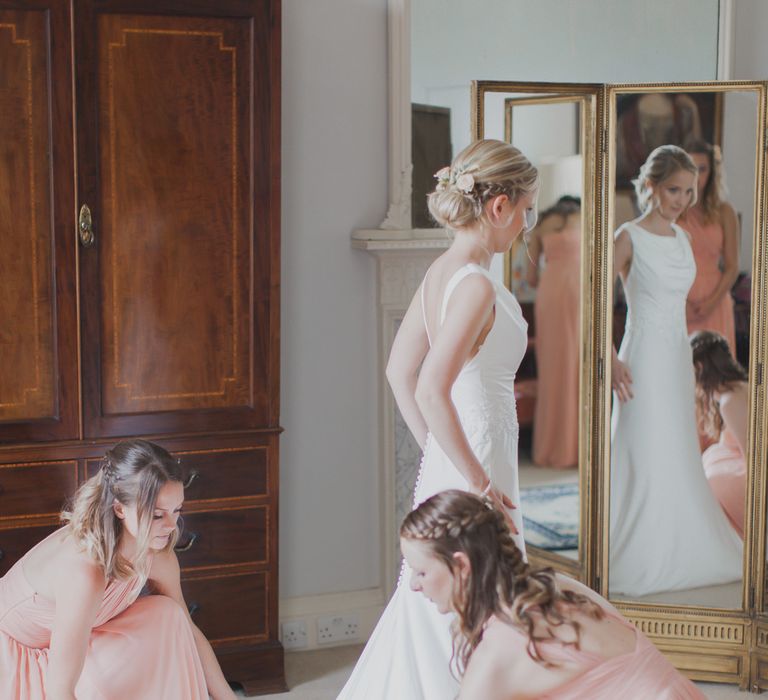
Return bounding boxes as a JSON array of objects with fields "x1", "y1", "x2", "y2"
[
  {"x1": 526, "y1": 196, "x2": 580, "y2": 468},
  {"x1": 691, "y1": 331, "x2": 748, "y2": 538},
  {"x1": 680, "y1": 140, "x2": 738, "y2": 353}
]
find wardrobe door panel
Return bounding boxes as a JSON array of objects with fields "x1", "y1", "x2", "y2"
[
  {"x1": 76, "y1": 1, "x2": 279, "y2": 438},
  {"x1": 0, "y1": 1, "x2": 78, "y2": 442}
]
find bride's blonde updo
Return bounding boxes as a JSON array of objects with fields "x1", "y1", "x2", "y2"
[
  {"x1": 633, "y1": 144, "x2": 698, "y2": 213},
  {"x1": 427, "y1": 139, "x2": 538, "y2": 229}
]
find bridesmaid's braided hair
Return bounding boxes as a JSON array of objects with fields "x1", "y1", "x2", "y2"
[
  {"x1": 61, "y1": 439, "x2": 185, "y2": 581},
  {"x1": 691, "y1": 330, "x2": 748, "y2": 438},
  {"x1": 400, "y1": 490, "x2": 603, "y2": 677}
]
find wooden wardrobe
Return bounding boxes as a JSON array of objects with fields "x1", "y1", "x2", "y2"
[{"x1": 0, "y1": 0, "x2": 284, "y2": 693}]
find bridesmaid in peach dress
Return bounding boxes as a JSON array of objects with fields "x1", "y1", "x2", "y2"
[
  {"x1": 527, "y1": 196, "x2": 581, "y2": 468},
  {"x1": 0, "y1": 439, "x2": 236, "y2": 700},
  {"x1": 680, "y1": 140, "x2": 739, "y2": 353},
  {"x1": 691, "y1": 331, "x2": 749, "y2": 538},
  {"x1": 400, "y1": 490, "x2": 704, "y2": 700}
]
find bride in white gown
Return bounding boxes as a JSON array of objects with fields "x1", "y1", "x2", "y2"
[
  {"x1": 338, "y1": 139, "x2": 538, "y2": 699},
  {"x1": 610, "y1": 145, "x2": 742, "y2": 598}
]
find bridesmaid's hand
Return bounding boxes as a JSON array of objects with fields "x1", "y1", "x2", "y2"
[
  {"x1": 686, "y1": 299, "x2": 703, "y2": 322},
  {"x1": 694, "y1": 297, "x2": 718, "y2": 320},
  {"x1": 612, "y1": 357, "x2": 634, "y2": 402}
]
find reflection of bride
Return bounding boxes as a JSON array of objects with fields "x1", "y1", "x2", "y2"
[{"x1": 609, "y1": 145, "x2": 742, "y2": 598}]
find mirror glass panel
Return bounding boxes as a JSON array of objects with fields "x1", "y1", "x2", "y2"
[
  {"x1": 607, "y1": 87, "x2": 759, "y2": 609},
  {"x1": 478, "y1": 86, "x2": 596, "y2": 570}
]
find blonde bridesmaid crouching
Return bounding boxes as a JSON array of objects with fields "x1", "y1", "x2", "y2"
[
  {"x1": 0, "y1": 439, "x2": 237, "y2": 700},
  {"x1": 400, "y1": 490, "x2": 705, "y2": 699}
]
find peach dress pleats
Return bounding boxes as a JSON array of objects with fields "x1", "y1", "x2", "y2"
[
  {"x1": 703, "y1": 426, "x2": 746, "y2": 538},
  {"x1": 683, "y1": 208, "x2": 737, "y2": 352},
  {"x1": 0, "y1": 536, "x2": 208, "y2": 699},
  {"x1": 533, "y1": 227, "x2": 581, "y2": 468},
  {"x1": 534, "y1": 612, "x2": 705, "y2": 699}
]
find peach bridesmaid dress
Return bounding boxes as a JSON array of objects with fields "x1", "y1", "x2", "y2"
[
  {"x1": 0, "y1": 532, "x2": 209, "y2": 699},
  {"x1": 683, "y1": 208, "x2": 737, "y2": 353},
  {"x1": 533, "y1": 225, "x2": 580, "y2": 468},
  {"x1": 703, "y1": 424, "x2": 746, "y2": 538},
  {"x1": 528, "y1": 611, "x2": 705, "y2": 699}
]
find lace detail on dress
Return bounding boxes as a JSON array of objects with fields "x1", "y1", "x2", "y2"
[
  {"x1": 625, "y1": 309, "x2": 688, "y2": 343},
  {"x1": 456, "y1": 399, "x2": 520, "y2": 446}
]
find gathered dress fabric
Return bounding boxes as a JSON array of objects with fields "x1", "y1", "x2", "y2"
[
  {"x1": 0, "y1": 531, "x2": 209, "y2": 699},
  {"x1": 703, "y1": 423, "x2": 746, "y2": 538},
  {"x1": 609, "y1": 223, "x2": 742, "y2": 597},
  {"x1": 683, "y1": 208, "x2": 736, "y2": 352},
  {"x1": 337, "y1": 263, "x2": 528, "y2": 700},
  {"x1": 533, "y1": 226, "x2": 581, "y2": 468},
  {"x1": 490, "y1": 605, "x2": 705, "y2": 700}
]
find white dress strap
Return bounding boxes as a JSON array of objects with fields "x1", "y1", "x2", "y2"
[
  {"x1": 439, "y1": 263, "x2": 493, "y2": 325},
  {"x1": 421, "y1": 266, "x2": 433, "y2": 347}
]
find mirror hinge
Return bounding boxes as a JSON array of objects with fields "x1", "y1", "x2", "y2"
[
  {"x1": 601, "y1": 128, "x2": 608, "y2": 154},
  {"x1": 758, "y1": 362, "x2": 764, "y2": 387},
  {"x1": 597, "y1": 358, "x2": 604, "y2": 380},
  {"x1": 750, "y1": 585, "x2": 756, "y2": 610},
  {"x1": 595, "y1": 575, "x2": 601, "y2": 592}
]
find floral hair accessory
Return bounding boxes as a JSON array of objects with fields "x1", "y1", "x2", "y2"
[
  {"x1": 433, "y1": 164, "x2": 478, "y2": 194},
  {"x1": 434, "y1": 166, "x2": 451, "y2": 191},
  {"x1": 455, "y1": 172, "x2": 475, "y2": 193}
]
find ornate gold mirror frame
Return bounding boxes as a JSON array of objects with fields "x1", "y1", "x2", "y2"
[
  {"x1": 474, "y1": 79, "x2": 768, "y2": 690},
  {"x1": 600, "y1": 81, "x2": 768, "y2": 691},
  {"x1": 472, "y1": 80, "x2": 602, "y2": 587}
]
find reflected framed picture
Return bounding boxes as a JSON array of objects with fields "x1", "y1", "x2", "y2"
[
  {"x1": 615, "y1": 92, "x2": 723, "y2": 189},
  {"x1": 411, "y1": 103, "x2": 452, "y2": 228}
]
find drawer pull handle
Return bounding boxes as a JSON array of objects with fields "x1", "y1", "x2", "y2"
[
  {"x1": 183, "y1": 470, "x2": 199, "y2": 489},
  {"x1": 175, "y1": 532, "x2": 198, "y2": 553},
  {"x1": 188, "y1": 602, "x2": 200, "y2": 616}
]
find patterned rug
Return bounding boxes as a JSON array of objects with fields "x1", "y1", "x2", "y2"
[{"x1": 520, "y1": 482, "x2": 579, "y2": 550}]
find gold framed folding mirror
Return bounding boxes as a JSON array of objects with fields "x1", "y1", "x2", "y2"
[
  {"x1": 472, "y1": 81, "x2": 601, "y2": 585},
  {"x1": 598, "y1": 81, "x2": 767, "y2": 690},
  {"x1": 475, "y1": 79, "x2": 768, "y2": 690}
]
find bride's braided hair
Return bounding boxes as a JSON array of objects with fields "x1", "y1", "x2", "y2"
[{"x1": 400, "y1": 490, "x2": 603, "y2": 677}]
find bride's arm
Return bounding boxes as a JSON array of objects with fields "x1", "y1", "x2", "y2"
[
  {"x1": 386, "y1": 285, "x2": 431, "y2": 450},
  {"x1": 413, "y1": 274, "x2": 495, "y2": 493},
  {"x1": 612, "y1": 229, "x2": 634, "y2": 403}
]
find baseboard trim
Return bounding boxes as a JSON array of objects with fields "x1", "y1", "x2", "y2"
[{"x1": 280, "y1": 587, "x2": 388, "y2": 650}]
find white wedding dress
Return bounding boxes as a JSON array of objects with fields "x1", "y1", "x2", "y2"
[
  {"x1": 338, "y1": 263, "x2": 528, "y2": 699},
  {"x1": 610, "y1": 222, "x2": 743, "y2": 597}
]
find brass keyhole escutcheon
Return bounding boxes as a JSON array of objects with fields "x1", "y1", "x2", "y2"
[{"x1": 78, "y1": 204, "x2": 95, "y2": 247}]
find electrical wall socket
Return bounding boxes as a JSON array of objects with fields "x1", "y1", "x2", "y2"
[
  {"x1": 281, "y1": 619, "x2": 308, "y2": 649},
  {"x1": 317, "y1": 613, "x2": 360, "y2": 645}
]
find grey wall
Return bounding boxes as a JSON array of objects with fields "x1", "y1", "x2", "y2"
[
  {"x1": 281, "y1": 0, "x2": 727, "y2": 602},
  {"x1": 280, "y1": 0, "x2": 387, "y2": 598}
]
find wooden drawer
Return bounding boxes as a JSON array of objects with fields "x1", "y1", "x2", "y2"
[
  {"x1": 0, "y1": 461, "x2": 78, "y2": 519},
  {"x1": 182, "y1": 572, "x2": 268, "y2": 643},
  {"x1": 0, "y1": 524, "x2": 60, "y2": 576},
  {"x1": 85, "y1": 447, "x2": 268, "y2": 502},
  {"x1": 175, "y1": 507, "x2": 268, "y2": 570}
]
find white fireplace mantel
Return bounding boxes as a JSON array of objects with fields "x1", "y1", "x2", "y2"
[{"x1": 352, "y1": 229, "x2": 450, "y2": 589}]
